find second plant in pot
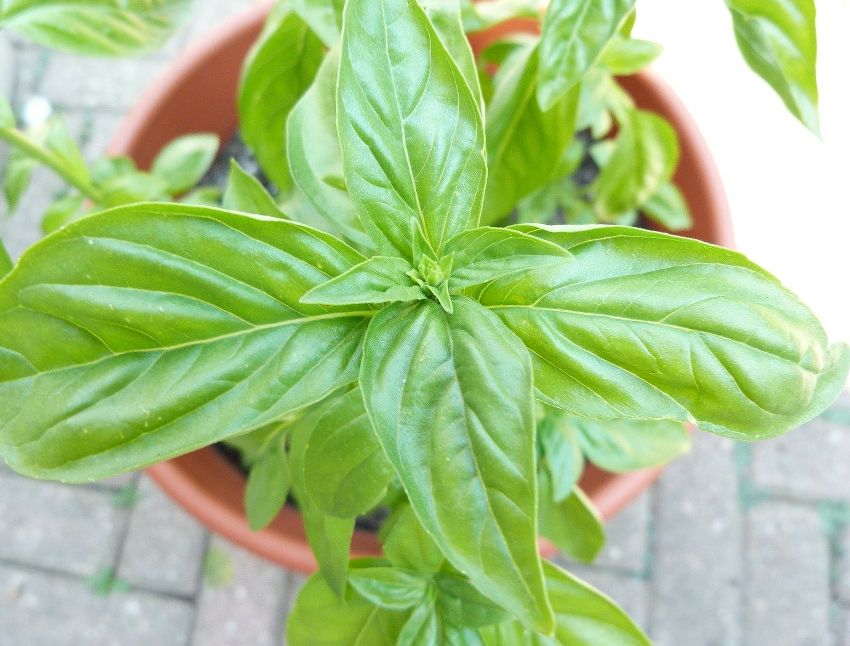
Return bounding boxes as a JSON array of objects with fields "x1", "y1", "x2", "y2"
[{"x1": 0, "y1": 0, "x2": 844, "y2": 643}]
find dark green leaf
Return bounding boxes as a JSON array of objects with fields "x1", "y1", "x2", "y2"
[
  {"x1": 725, "y1": 0, "x2": 819, "y2": 134},
  {"x1": 302, "y1": 256, "x2": 424, "y2": 306},
  {"x1": 538, "y1": 476, "x2": 605, "y2": 563},
  {"x1": 349, "y1": 567, "x2": 429, "y2": 610},
  {"x1": 245, "y1": 439, "x2": 290, "y2": 531},
  {"x1": 482, "y1": 44, "x2": 579, "y2": 226},
  {"x1": 222, "y1": 159, "x2": 285, "y2": 219},
  {"x1": 303, "y1": 388, "x2": 395, "y2": 518},
  {"x1": 641, "y1": 181, "x2": 692, "y2": 231},
  {"x1": 239, "y1": 3, "x2": 323, "y2": 192},
  {"x1": 151, "y1": 133, "x2": 219, "y2": 195},
  {"x1": 360, "y1": 298, "x2": 553, "y2": 633},
  {"x1": 0, "y1": 0, "x2": 189, "y2": 56},
  {"x1": 538, "y1": 410, "x2": 584, "y2": 503},
  {"x1": 479, "y1": 224, "x2": 850, "y2": 440},
  {"x1": 0, "y1": 204, "x2": 369, "y2": 482},
  {"x1": 593, "y1": 110, "x2": 679, "y2": 221},
  {"x1": 380, "y1": 502, "x2": 444, "y2": 574},
  {"x1": 537, "y1": 0, "x2": 636, "y2": 110},
  {"x1": 337, "y1": 0, "x2": 486, "y2": 256},
  {"x1": 577, "y1": 418, "x2": 692, "y2": 473}
]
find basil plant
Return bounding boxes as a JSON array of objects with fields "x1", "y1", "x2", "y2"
[{"x1": 0, "y1": 0, "x2": 841, "y2": 643}]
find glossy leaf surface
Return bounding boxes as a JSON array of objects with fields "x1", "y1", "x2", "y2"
[
  {"x1": 577, "y1": 418, "x2": 691, "y2": 473},
  {"x1": 222, "y1": 159, "x2": 285, "y2": 219},
  {"x1": 151, "y1": 133, "x2": 219, "y2": 195},
  {"x1": 360, "y1": 297, "x2": 553, "y2": 633},
  {"x1": 349, "y1": 567, "x2": 429, "y2": 610},
  {"x1": 302, "y1": 256, "x2": 424, "y2": 306}
]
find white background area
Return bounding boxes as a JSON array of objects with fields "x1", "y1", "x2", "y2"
[{"x1": 635, "y1": 1, "x2": 850, "y2": 372}]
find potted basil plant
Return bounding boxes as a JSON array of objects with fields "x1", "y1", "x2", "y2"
[{"x1": 0, "y1": 0, "x2": 842, "y2": 643}]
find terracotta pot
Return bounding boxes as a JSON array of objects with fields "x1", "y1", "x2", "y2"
[{"x1": 109, "y1": 4, "x2": 733, "y2": 573}]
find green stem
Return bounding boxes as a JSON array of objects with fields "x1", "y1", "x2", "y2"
[{"x1": 0, "y1": 126, "x2": 102, "y2": 202}]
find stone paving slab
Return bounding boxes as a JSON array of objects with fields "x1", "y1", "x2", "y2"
[
  {"x1": 839, "y1": 526, "x2": 850, "y2": 605},
  {"x1": 0, "y1": 563, "x2": 195, "y2": 646}
]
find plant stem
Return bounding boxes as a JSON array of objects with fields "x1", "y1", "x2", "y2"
[{"x1": 0, "y1": 126, "x2": 102, "y2": 202}]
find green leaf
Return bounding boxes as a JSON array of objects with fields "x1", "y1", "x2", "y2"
[
  {"x1": 537, "y1": 0, "x2": 636, "y2": 110},
  {"x1": 380, "y1": 502, "x2": 444, "y2": 574},
  {"x1": 481, "y1": 561, "x2": 650, "y2": 645},
  {"x1": 398, "y1": 599, "x2": 440, "y2": 646},
  {"x1": 593, "y1": 110, "x2": 679, "y2": 221},
  {"x1": 461, "y1": 0, "x2": 539, "y2": 32},
  {"x1": 43, "y1": 119, "x2": 90, "y2": 188},
  {"x1": 360, "y1": 298, "x2": 553, "y2": 634},
  {"x1": 0, "y1": 0, "x2": 189, "y2": 56},
  {"x1": 0, "y1": 99, "x2": 14, "y2": 129},
  {"x1": 435, "y1": 573, "x2": 509, "y2": 628},
  {"x1": 445, "y1": 227, "x2": 571, "y2": 292},
  {"x1": 538, "y1": 410, "x2": 584, "y2": 503},
  {"x1": 538, "y1": 477, "x2": 605, "y2": 563},
  {"x1": 287, "y1": 45, "x2": 372, "y2": 249},
  {"x1": 0, "y1": 240, "x2": 12, "y2": 278},
  {"x1": 349, "y1": 567, "x2": 429, "y2": 610},
  {"x1": 0, "y1": 204, "x2": 370, "y2": 482},
  {"x1": 302, "y1": 256, "x2": 424, "y2": 306},
  {"x1": 203, "y1": 547, "x2": 235, "y2": 588},
  {"x1": 337, "y1": 0, "x2": 486, "y2": 257},
  {"x1": 479, "y1": 224, "x2": 850, "y2": 440},
  {"x1": 245, "y1": 439, "x2": 290, "y2": 531},
  {"x1": 91, "y1": 157, "x2": 137, "y2": 185},
  {"x1": 725, "y1": 0, "x2": 819, "y2": 134},
  {"x1": 641, "y1": 181, "x2": 692, "y2": 232},
  {"x1": 151, "y1": 134, "x2": 219, "y2": 195},
  {"x1": 181, "y1": 185, "x2": 222, "y2": 208},
  {"x1": 41, "y1": 192, "x2": 85, "y2": 233},
  {"x1": 287, "y1": 563, "x2": 408, "y2": 645},
  {"x1": 599, "y1": 37, "x2": 663, "y2": 75},
  {"x1": 291, "y1": 0, "x2": 345, "y2": 45},
  {"x1": 97, "y1": 170, "x2": 171, "y2": 207},
  {"x1": 303, "y1": 388, "x2": 395, "y2": 518},
  {"x1": 576, "y1": 418, "x2": 692, "y2": 473},
  {"x1": 481, "y1": 44, "x2": 579, "y2": 226},
  {"x1": 3, "y1": 147, "x2": 36, "y2": 213},
  {"x1": 222, "y1": 159, "x2": 285, "y2": 219},
  {"x1": 239, "y1": 3, "x2": 323, "y2": 192}
]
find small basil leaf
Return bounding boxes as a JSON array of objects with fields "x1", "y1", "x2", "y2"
[
  {"x1": 0, "y1": 204, "x2": 369, "y2": 482},
  {"x1": 150, "y1": 133, "x2": 219, "y2": 195},
  {"x1": 222, "y1": 159, "x2": 285, "y2": 219},
  {"x1": 245, "y1": 439, "x2": 290, "y2": 531},
  {"x1": 181, "y1": 186, "x2": 223, "y2": 208},
  {"x1": 3, "y1": 146, "x2": 36, "y2": 213},
  {"x1": 480, "y1": 561, "x2": 650, "y2": 645},
  {"x1": 599, "y1": 37, "x2": 663, "y2": 75},
  {"x1": 593, "y1": 110, "x2": 679, "y2": 221},
  {"x1": 303, "y1": 388, "x2": 395, "y2": 518},
  {"x1": 348, "y1": 567, "x2": 429, "y2": 610},
  {"x1": 0, "y1": 0, "x2": 189, "y2": 56},
  {"x1": 380, "y1": 502, "x2": 445, "y2": 574},
  {"x1": 0, "y1": 240, "x2": 12, "y2": 278},
  {"x1": 538, "y1": 476, "x2": 605, "y2": 563},
  {"x1": 482, "y1": 43, "x2": 579, "y2": 226},
  {"x1": 302, "y1": 256, "x2": 424, "y2": 306},
  {"x1": 41, "y1": 193, "x2": 85, "y2": 233},
  {"x1": 576, "y1": 418, "x2": 692, "y2": 473},
  {"x1": 641, "y1": 181, "x2": 692, "y2": 231},
  {"x1": 445, "y1": 227, "x2": 572, "y2": 292},
  {"x1": 435, "y1": 573, "x2": 509, "y2": 628},
  {"x1": 337, "y1": 0, "x2": 486, "y2": 256},
  {"x1": 287, "y1": 46, "x2": 372, "y2": 249},
  {"x1": 538, "y1": 411, "x2": 584, "y2": 503},
  {"x1": 725, "y1": 0, "x2": 819, "y2": 134},
  {"x1": 239, "y1": 3, "x2": 323, "y2": 192},
  {"x1": 360, "y1": 298, "x2": 554, "y2": 634},
  {"x1": 481, "y1": 224, "x2": 850, "y2": 440},
  {"x1": 91, "y1": 157, "x2": 137, "y2": 185},
  {"x1": 537, "y1": 0, "x2": 636, "y2": 110},
  {"x1": 398, "y1": 598, "x2": 440, "y2": 646},
  {"x1": 291, "y1": 0, "x2": 345, "y2": 46},
  {"x1": 98, "y1": 170, "x2": 171, "y2": 207},
  {"x1": 286, "y1": 564, "x2": 408, "y2": 645}
]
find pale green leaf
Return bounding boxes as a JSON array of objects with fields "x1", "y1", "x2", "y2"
[
  {"x1": 291, "y1": 0, "x2": 345, "y2": 45},
  {"x1": 151, "y1": 133, "x2": 219, "y2": 195},
  {"x1": 0, "y1": 99, "x2": 14, "y2": 129},
  {"x1": 461, "y1": 0, "x2": 539, "y2": 32},
  {"x1": 301, "y1": 256, "x2": 424, "y2": 306},
  {"x1": 360, "y1": 297, "x2": 554, "y2": 634},
  {"x1": 538, "y1": 410, "x2": 584, "y2": 503},
  {"x1": 0, "y1": 240, "x2": 12, "y2": 278},
  {"x1": 380, "y1": 502, "x2": 444, "y2": 574},
  {"x1": 245, "y1": 439, "x2": 290, "y2": 531},
  {"x1": 397, "y1": 599, "x2": 440, "y2": 646},
  {"x1": 641, "y1": 181, "x2": 692, "y2": 232},
  {"x1": 97, "y1": 170, "x2": 170, "y2": 207},
  {"x1": 337, "y1": 0, "x2": 486, "y2": 257},
  {"x1": 41, "y1": 192, "x2": 85, "y2": 233},
  {"x1": 349, "y1": 567, "x2": 429, "y2": 610},
  {"x1": 3, "y1": 147, "x2": 36, "y2": 213},
  {"x1": 435, "y1": 573, "x2": 509, "y2": 628},
  {"x1": 222, "y1": 159, "x2": 285, "y2": 219},
  {"x1": 599, "y1": 37, "x2": 663, "y2": 75},
  {"x1": 577, "y1": 418, "x2": 692, "y2": 473}
]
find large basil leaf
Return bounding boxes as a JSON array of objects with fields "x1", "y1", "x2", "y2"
[
  {"x1": 239, "y1": 3, "x2": 323, "y2": 192},
  {"x1": 538, "y1": 476, "x2": 605, "y2": 563},
  {"x1": 292, "y1": 0, "x2": 345, "y2": 45},
  {"x1": 593, "y1": 110, "x2": 679, "y2": 222},
  {"x1": 577, "y1": 418, "x2": 692, "y2": 473},
  {"x1": 537, "y1": 0, "x2": 636, "y2": 110},
  {"x1": 482, "y1": 44, "x2": 579, "y2": 226},
  {"x1": 725, "y1": 0, "x2": 819, "y2": 134},
  {"x1": 481, "y1": 561, "x2": 650, "y2": 645},
  {"x1": 303, "y1": 388, "x2": 395, "y2": 518},
  {"x1": 478, "y1": 224, "x2": 850, "y2": 440},
  {"x1": 287, "y1": 561, "x2": 408, "y2": 645},
  {"x1": 360, "y1": 297, "x2": 554, "y2": 634},
  {"x1": 0, "y1": 0, "x2": 188, "y2": 56},
  {"x1": 0, "y1": 204, "x2": 369, "y2": 482},
  {"x1": 337, "y1": 0, "x2": 486, "y2": 257},
  {"x1": 301, "y1": 256, "x2": 424, "y2": 306}
]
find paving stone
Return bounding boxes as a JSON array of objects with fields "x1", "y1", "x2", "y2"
[
  {"x1": 650, "y1": 434, "x2": 743, "y2": 646},
  {"x1": 0, "y1": 477, "x2": 125, "y2": 576},
  {"x1": 0, "y1": 563, "x2": 194, "y2": 646},
  {"x1": 9, "y1": 44, "x2": 51, "y2": 100},
  {"x1": 191, "y1": 537, "x2": 291, "y2": 646},
  {"x1": 594, "y1": 491, "x2": 650, "y2": 574},
  {"x1": 557, "y1": 560, "x2": 649, "y2": 631},
  {"x1": 752, "y1": 391, "x2": 850, "y2": 500},
  {"x1": 118, "y1": 476, "x2": 207, "y2": 597},
  {"x1": 745, "y1": 502, "x2": 830, "y2": 646},
  {"x1": 839, "y1": 606, "x2": 850, "y2": 646}
]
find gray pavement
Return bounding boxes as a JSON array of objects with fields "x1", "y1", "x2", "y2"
[{"x1": 2, "y1": 4, "x2": 849, "y2": 644}]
